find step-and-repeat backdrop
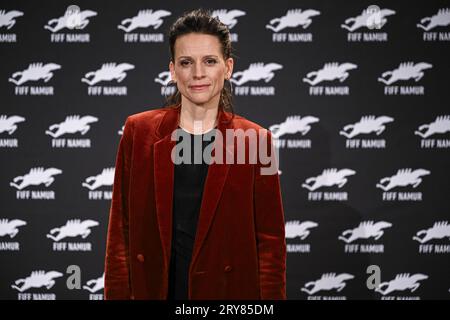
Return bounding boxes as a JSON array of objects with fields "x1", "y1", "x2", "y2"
[{"x1": 1, "y1": 0, "x2": 449, "y2": 300}]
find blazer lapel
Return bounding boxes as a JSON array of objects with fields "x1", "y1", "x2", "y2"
[
  {"x1": 153, "y1": 105, "x2": 234, "y2": 273},
  {"x1": 153, "y1": 134, "x2": 176, "y2": 272}
]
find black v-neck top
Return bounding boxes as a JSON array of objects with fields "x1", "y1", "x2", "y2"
[{"x1": 167, "y1": 127, "x2": 216, "y2": 300}]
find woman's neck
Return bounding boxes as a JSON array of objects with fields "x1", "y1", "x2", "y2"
[{"x1": 179, "y1": 100, "x2": 219, "y2": 134}]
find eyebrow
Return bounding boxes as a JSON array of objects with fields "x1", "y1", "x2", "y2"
[{"x1": 177, "y1": 55, "x2": 219, "y2": 60}]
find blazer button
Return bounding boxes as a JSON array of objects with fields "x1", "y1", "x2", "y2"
[
  {"x1": 137, "y1": 254, "x2": 145, "y2": 262},
  {"x1": 224, "y1": 265, "x2": 232, "y2": 272}
]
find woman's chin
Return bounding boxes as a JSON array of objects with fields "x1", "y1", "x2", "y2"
[{"x1": 187, "y1": 96, "x2": 213, "y2": 105}]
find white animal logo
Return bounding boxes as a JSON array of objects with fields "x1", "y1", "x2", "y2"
[
  {"x1": 0, "y1": 219, "x2": 27, "y2": 238},
  {"x1": 44, "y1": 9, "x2": 97, "y2": 32},
  {"x1": 81, "y1": 63, "x2": 135, "y2": 85},
  {"x1": 303, "y1": 62, "x2": 357, "y2": 86},
  {"x1": 285, "y1": 221, "x2": 318, "y2": 240},
  {"x1": 376, "y1": 168, "x2": 430, "y2": 191},
  {"x1": 415, "y1": 115, "x2": 450, "y2": 138},
  {"x1": 83, "y1": 273, "x2": 104, "y2": 293},
  {"x1": 302, "y1": 168, "x2": 356, "y2": 191},
  {"x1": 378, "y1": 62, "x2": 432, "y2": 85},
  {"x1": 340, "y1": 115, "x2": 394, "y2": 138},
  {"x1": 9, "y1": 63, "x2": 62, "y2": 85},
  {"x1": 375, "y1": 273, "x2": 428, "y2": 295},
  {"x1": 118, "y1": 9, "x2": 171, "y2": 32},
  {"x1": 0, "y1": 10, "x2": 24, "y2": 29},
  {"x1": 269, "y1": 115, "x2": 319, "y2": 139},
  {"x1": 118, "y1": 125, "x2": 124, "y2": 135},
  {"x1": 82, "y1": 167, "x2": 114, "y2": 190},
  {"x1": 45, "y1": 115, "x2": 98, "y2": 138},
  {"x1": 10, "y1": 167, "x2": 62, "y2": 190},
  {"x1": 417, "y1": 8, "x2": 450, "y2": 31},
  {"x1": 266, "y1": 9, "x2": 320, "y2": 32},
  {"x1": 212, "y1": 9, "x2": 246, "y2": 29},
  {"x1": 413, "y1": 221, "x2": 450, "y2": 243},
  {"x1": 11, "y1": 270, "x2": 63, "y2": 292},
  {"x1": 338, "y1": 221, "x2": 392, "y2": 243},
  {"x1": 154, "y1": 71, "x2": 172, "y2": 86},
  {"x1": 341, "y1": 6, "x2": 396, "y2": 31},
  {"x1": 230, "y1": 62, "x2": 283, "y2": 85},
  {"x1": 0, "y1": 115, "x2": 25, "y2": 135},
  {"x1": 301, "y1": 273, "x2": 354, "y2": 295},
  {"x1": 47, "y1": 219, "x2": 99, "y2": 241}
]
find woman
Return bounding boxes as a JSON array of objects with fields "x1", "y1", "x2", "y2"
[{"x1": 104, "y1": 8, "x2": 286, "y2": 300}]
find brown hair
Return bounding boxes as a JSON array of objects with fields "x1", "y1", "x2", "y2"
[{"x1": 165, "y1": 8, "x2": 235, "y2": 115}]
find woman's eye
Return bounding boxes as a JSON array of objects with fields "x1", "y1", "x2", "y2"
[{"x1": 179, "y1": 59, "x2": 216, "y2": 66}]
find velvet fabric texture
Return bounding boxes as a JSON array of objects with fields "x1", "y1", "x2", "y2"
[{"x1": 104, "y1": 104, "x2": 286, "y2": 300}]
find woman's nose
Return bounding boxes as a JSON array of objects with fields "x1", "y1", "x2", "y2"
[{"x1": 193, "y1": 62, "x2": 205, "y2": 78}]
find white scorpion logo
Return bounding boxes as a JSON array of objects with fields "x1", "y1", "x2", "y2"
[
  {"x1": 301, "y1": 273, "x2": 354, "y2": 295},
  {"x1": 376, "y1": 168, "x2": 430, "y2": 191},
  {"x1": 338, "y1": 221, "x2": 392, "y2": 243},
  {"x1": 266, "y1": 9, "x2": 321, "y2": 32},
  {"x1": 302, "y1": 168, "x2": 356, "y2": 191}
]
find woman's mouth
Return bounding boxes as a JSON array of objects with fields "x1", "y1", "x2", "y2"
[{"x1": 189, "y1": 84, "x2": 210, "y2": 91}]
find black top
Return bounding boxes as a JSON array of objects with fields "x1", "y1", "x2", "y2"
[{"x1": 167, "y1": 127, "x2": 216, "y2": 300}]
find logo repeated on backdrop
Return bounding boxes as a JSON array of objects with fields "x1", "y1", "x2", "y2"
[
  {"x1": 301, "y1": 273, "x2": 355, "y2": 300},
  {"x1": 302, "y1": 168, "x2": 356, "y2": 201},
  {"x1": 45, "y1": 6, "x2": 97, "y2": 43},
  {"x1": 341, "y1": 5, "x2": 395, "y2": 42},
  {"x1": 415, "y1": 115, "x2": 450, "y2": 149},
  {"x1": 414, "y1": 221, "x2": 450, "y2": 254},
  {"x1": 9, "y1": 63, "x2": 61, "y2": 96},
  {"x1": 285, "y1": 220, "x2": 318, "y2": 253},
  {"x1": 212, "y1": 9, "x2": 245, "y2": 42},
  {"x1": 0, "y1": 115, "x2": 25, "y2": 148},
  {"x1": 230, "y1": 62, "x2": 282, "y2": 96},
  {"x1": 46, "y1": 115, "x2": 98, "y2": 148},
  {"x1": 303, "y1": 62, "x2": 357, "y2": 96},
  {"x1": 339, "y1": 221, "x2": 392, "y2": 254},
  {"x1": 82, "y1": 62, "x2": 135, "y2": 96},
  {"x1": 0, "y1": 218, "x2": 26, "y2": 251},
  {"x1": 340, "y1": 115, "x2": 394, "y2": 149},
  {"x1": 47, "y1": 219, "x2": 99, "y2": 252},
  {"x1": 270, "y1": 115, "x2": 319, "y2": 149},
  {"x1": 118, "y1": 9, "x2": 171, "y2": 43},
  {"x1": 155, "y1": 70, "x2": 176, "y2": 97},
  {"x1": 83, "y1": 273, "x2": 104, "y2": 300},
  {"x1": 12, "y1": 270, "x2": 63, "y2": 300},
  {"x1": 417, "y1": 8, "x2": 450, "y2": 41},
  {"x1": 82, "y1": 167, "x2": 114, "y2": 200},
  {"x1": 378, "y1": 62, "x2": 432, "y2": 96},
  {"x1": 266, "y1": 9, "x2": 321, "y2": 42},
  {"x1": 377, "y1": 168, "x2": 429, "y2": 201},
  {"x1": 0, "y1": 9, "x2": 23, "y2": 42},
  {"x1": 375, "y1": 273, "x2": 428, "y2": 300},
  {"x1": 10, "y1": 167, "x2": 62, "y2": 200}
]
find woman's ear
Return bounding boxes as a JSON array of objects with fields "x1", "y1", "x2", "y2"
[
  {"x1": 169, "y1": 61, "x2": 176, "y2": 82},
  {"x1": 226, "y1": 58, "x2": 234, "y2": 79}
]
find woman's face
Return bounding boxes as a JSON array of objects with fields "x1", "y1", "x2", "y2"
[{"x1": 169, "y1": 33, "x2": 233, "y2": 108}]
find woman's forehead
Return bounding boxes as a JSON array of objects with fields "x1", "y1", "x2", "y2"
[{"x1": 175, "y1": 33, "x2": 221, "y2": 57}]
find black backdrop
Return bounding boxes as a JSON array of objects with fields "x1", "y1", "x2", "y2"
[{"x1": 1, "y1": 0, "x2": 450, "y2": 300}]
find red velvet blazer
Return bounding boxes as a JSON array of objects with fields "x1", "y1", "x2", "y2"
[{"x1": 104, "y1": 104, "x2": 286, "y2": 300}]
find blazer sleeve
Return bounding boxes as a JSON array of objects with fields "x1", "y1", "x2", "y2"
[
  {"x1": 254, "y1": 129, "x2": 287, "y2": 299},
  {"x1": 104, "y1": 117, "x2": 133, "y2": 299}
]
